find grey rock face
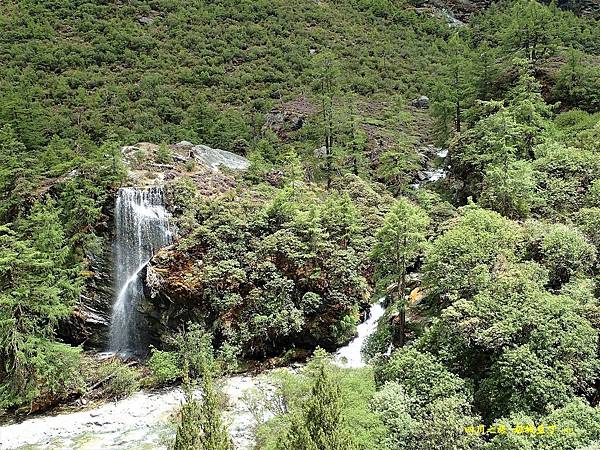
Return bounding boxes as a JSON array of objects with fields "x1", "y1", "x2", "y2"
[
  {"x1": 58, "y1": 236, "x2": 113, "y2": 348},
  {"x1": 263, "y1": 110, "x2": 305, "y2": 137},
  {"x1": 191, "y1": 144, "x2": 251, "y2": 171},
  {"x1": 313, "y1": 146, "x2": 327, "y2": 158},
  {"x1": 411, "y1": 95, "x2": 430, "y2": 108}
]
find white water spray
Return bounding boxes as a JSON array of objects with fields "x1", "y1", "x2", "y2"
[
  {"x1": 334, "y1": 300, "x2": 385, "y2": 368},
  {"x1": 108, "y1": 187, "x2": 172, "y2": 356}
]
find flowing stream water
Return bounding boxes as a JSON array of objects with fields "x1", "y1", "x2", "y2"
[
  {"x1": 0, "y1": 302, "x2": 386, "y2": 450},
  {"x1": 0, "y1": 375, "x2": 272, "y2": 450},
  {"x1": 109, "y1": 187, "x2": 172, "y2": 356},
  {"x1": 334, "y1": 300, "x2": 385, "y2": 368},
  {"x1": 0, "y1": 187, "x2": 389, "y2": 449}
]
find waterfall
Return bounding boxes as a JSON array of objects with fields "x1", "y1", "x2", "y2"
[
  {"x1": 108, "y1": 187, "x2": 172, "y2": 356},
  {"x1": 334, "y1": 299, "x2": 385, "y2": 368}
]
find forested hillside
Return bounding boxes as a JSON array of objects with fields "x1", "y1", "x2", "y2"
[{"x1": 1, "y1": 0, "x2": 600, "y2": 449}]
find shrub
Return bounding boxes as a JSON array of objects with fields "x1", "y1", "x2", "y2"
[
  {"x1": 156, "y1": 143, "x2": 173, "y2": 164},
  {"x1": 148, "y1": 348, "x2": 180, "y2": 385},
  {"x1": 99, "y1": 361, "x2": 141, "y2": 399}
]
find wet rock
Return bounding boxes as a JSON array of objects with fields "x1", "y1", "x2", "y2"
[{"x1": 58, "y1": 233, "x2": 114, "y2": 349}]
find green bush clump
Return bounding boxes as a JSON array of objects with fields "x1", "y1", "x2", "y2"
[
  {"x1": 99, "y1": 361, "x2": 141, "y2": 399},
  {"x1": 148, "y1": 348, "x2": 181, "y2": 386}
]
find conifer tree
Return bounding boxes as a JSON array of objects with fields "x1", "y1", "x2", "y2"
[
  {"x1": 0, "y1": 198, "x2": 82, "y2": 408},
  {"x1": 281, "y1": 353, "x2": 354, "y2": 450},
  {"x1": 312, "y1": 53, "x2": 340, "y2": 190},
  {"x1": 372, "y1": 199, "x2": 429, "y2": 347},
  {"x1": 432, "y1": 33, "x2": 474, "y2": 141},
  {"x1": 173, "y1": 359, "x2": 202, "y2": 450},
  {"x1": 173, "y1": 325, "x2": 233, "y2": 450}
]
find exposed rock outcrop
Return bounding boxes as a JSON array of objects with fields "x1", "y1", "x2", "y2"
[
  {"x1": 58, "y1": 214, "x2": 115, "y2": 348},
  {"x1": 262, "y1": 95, "x2": 316, "y2": 140},
  {"x1": 58, "y1": 142, "x2": 250, "y2": 350},
  {"x1": 172, "y1": 141, "x2": 251, "y2": 171},
  {"x1": 411, "y1": 95, "x2": 430, "y2": 109}
]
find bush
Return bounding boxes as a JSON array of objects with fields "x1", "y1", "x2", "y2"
[
  {"x1": 99, "y1": 361, "x2": 141, "y2": 399},
  {"x1": 539, "y1": 223, "x2": 596, "y2": 288},
  {"x1": 156, "y1": 143, "x2": 173, "y2": 164},
  {"x1": 148, "y1": 348, "x2": 180, "y2": 385},
  {"x1": 185, "y1": 159, "x2": 196, "y2": 172}
]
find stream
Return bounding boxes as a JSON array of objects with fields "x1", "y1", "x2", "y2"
[
  {"x1": 0, "y1": 301, "x2": 386, "y2": 450},
  {"x1": 0, "y1": 172, "x2": 399, "y2": 449},
  {"x1": 0, "y1": 375, "x2": 270, "y2": 450}
]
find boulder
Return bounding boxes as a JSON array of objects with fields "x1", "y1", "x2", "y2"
[
  {"x1": 138, "y1": 16, "x2": 153, "y2": 25},
  {"x1": 263, "y1": 110, "x2": 305, "y2": 138},
  {"x1": 411, "y1": 95, "x2": 430, "y2": 108},
  {"x1": 190, "y1": 144, "x2": 251, "y2": 171},
  {"x1": 313, "y1": 146, "x2": 327, "y2": 158}
]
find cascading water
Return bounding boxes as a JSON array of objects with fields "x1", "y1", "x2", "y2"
[
  {"x1": 334, "y1": 299, "x2": 385, "y2": 368},
  {"x1": 108, "y1": 187, "x2": 172, "y2": 356}
]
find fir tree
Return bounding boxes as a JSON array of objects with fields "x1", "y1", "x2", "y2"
[
  {"x1": 281, "y1": 353, "x2": 354, "y2": 450},
  {"x1": 372, "y1": 199, "x2": 429, "y2": 347},
  {"x1": 173, "y1": 325, "x2": 233, "y2": 450}
]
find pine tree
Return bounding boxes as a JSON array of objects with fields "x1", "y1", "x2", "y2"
[
  {"x1": 372, "y1": 199, "x2": 429, "y2": 347},
  {"x1": 501, "y1": 0, "x2": 558, "y2": 66},
  {"x1": 281, "y1": 354, "x2": 354, "y2": 450},
  {"x1": 506, "y1": 59, "x2": 553, "y2": 157},
  {"x1": 284, "y1": 413, "x2": 318, "y2": 450},
  {"x1": 304, "y1": 363, "x2": 352, "y2": 450},
  {"x1": 320, "y1": 193, "x2": 360, "y2": 249},
  {"x1": 173, "y1": 325, "x2": 233, "y2": 450}
]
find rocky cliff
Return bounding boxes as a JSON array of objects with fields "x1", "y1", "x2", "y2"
[{"x1": 57, "y1": 142, "x2": 251, "y2": 350}]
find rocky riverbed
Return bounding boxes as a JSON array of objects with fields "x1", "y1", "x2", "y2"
[
  {"x1": 0, "y1": 375, "x2": 273, "y2": 450},
  {"x1": 1, "y1": 301, "x2": 385, "y2": 450}
]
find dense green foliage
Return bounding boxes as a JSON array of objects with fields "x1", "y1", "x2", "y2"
[
  {"x1": 1, "y1": 0, "x2": 599, "y2": 449},
  {"x1": 257, "y1": 352, "x2": 385, "y2": 449},
  {"x1": 155, "y1": 176, "x2": 392, "y2": 357}
]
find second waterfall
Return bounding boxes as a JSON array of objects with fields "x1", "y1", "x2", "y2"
[{"x1": 108, "y1": 187, "x2": 172, "y2": 356}]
